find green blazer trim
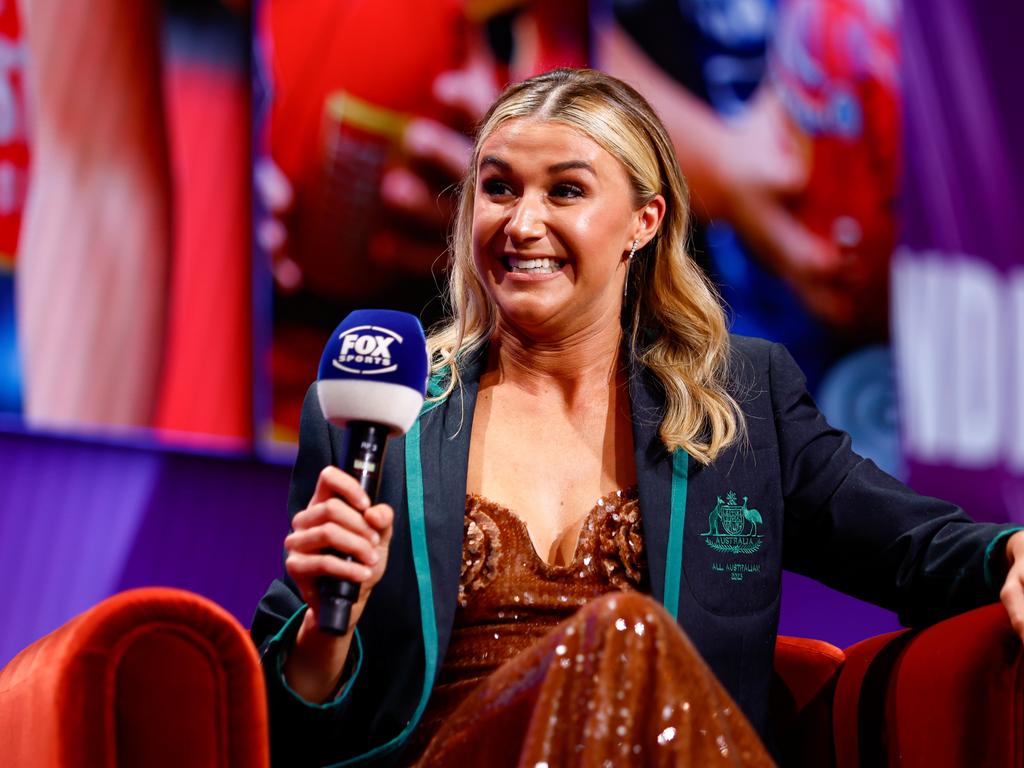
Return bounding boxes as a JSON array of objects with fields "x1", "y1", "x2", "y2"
[
  {"x1": 664, "y1": 449, "x2": 690, "y2": 621},
  {"x1": 324, "y1": 400, "x2": 446, "y2": 766},
  {"x1": 270, "y1": 609, "x2": 365, "y2": 713},
  {"x1": 983, "y1": 526, "x2": 1024, "y2": 589}
]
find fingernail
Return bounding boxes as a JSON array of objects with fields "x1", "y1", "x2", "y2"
[
  {"x1": 362, "y1": 566, "x2": 373, "y2": 579},
  {"x1": 372, "y1": 532, "x2": 381, "y2": 546},
  {"x1": 370, "y1": 552, "x2": 380, "y2": 564}
]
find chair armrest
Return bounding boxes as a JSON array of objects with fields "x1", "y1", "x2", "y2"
[
  {"x1": 834, "y1": 604, "x2": 1023, "y2": 768},
  {"x1": 0, "y1": 587, "x2": 268, "y2": 767},
  {"x1": 772, "y1": 636, "x2": 845, "y2": 767}
]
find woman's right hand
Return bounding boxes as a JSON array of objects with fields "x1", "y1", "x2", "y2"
[
  {"x1": 281, "y1": 466, "x2": 394, "y2": 701},
  {"x1": 286, "y1": 465, "x2": 395, "y2": 628}
]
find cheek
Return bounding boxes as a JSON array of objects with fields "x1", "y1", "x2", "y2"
[
  {"x1": 566, "y1": 211, "x2": 626, "y2": 268},
  {"x1": 470, "y1": 217, "x2": 498, "y2": 283}
]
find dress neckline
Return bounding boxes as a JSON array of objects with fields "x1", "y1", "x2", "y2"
[{"x1": 466, "y1": 486, "x2": 639, "y2": 571}]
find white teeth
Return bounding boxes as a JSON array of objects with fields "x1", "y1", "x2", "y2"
[{"x1": 507, "y1": 256, "x2": 562, "y2": 274}]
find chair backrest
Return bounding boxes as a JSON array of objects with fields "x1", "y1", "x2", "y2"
[
  {"x1": 0, "y1": 587, "x2": 269, "y2": 767},
  {"x1": 772, "y1": 635, "x2": 845, "y2": 768},
  {"x1": 834, "y1": 605, "x2": 1023, "y2": 768}
]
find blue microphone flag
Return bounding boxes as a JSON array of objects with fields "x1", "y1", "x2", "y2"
[{"x1": 316, "y1": 309, "x2": 429, "y2": 435}]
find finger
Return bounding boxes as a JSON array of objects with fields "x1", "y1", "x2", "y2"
[
  {"x1": 999, "y1": 568, "x2": 1024, "y2": 642},
  {"x1": 286, "y1": 551, "x2": 374, "y2": 584},
  {"x1": 286, "y1": 525, "x2": 380, "y2": 566},
  {"x1": 310, "y1": 466, "x2": 371, "y2": 510},
  {"x1": 402, "y1": 119, "x2": 473, "y2": 180},
  {"x1": 363, "y1": 503, "x2": 395, "y2": 540},
  {"x1": 294, "y1": 498, "x2": 380, "y2": 544}
]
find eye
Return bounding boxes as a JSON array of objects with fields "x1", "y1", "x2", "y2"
[
  {"x1": 481, "y1": 178, "x2": 514, "y2": 198},
  {"x1": 550, "y1": 182, "x2": 584, "y2": 199}
]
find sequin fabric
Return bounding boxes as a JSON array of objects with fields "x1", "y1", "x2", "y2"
[{"x1": 410, "y1": 490, "x2": 775, "y2": 767}]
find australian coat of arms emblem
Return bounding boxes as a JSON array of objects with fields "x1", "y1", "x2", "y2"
[{"x1": 701, "y1": 491, "x2": 764, "y2": 554}]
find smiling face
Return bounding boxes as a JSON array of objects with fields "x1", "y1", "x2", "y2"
[{"x1": 471, "y1": 118, "x2": 661, "y2": 339}]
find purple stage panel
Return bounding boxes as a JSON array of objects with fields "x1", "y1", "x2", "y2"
[
  {"x1": 0, "y1": 427, "x2": 291, "y2": 667},
  {"x1": 895, "y1": 0, "x2": 1024, "y2": 519},
  {"x1": 778, "y1": 571, "x2": 901, "y2": 650}
]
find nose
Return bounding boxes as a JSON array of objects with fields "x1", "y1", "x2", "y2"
[{"x1": 504, "y1": 194, "x2": 545, "y2": 243}]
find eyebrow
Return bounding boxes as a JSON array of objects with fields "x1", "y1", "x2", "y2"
[
  {"x1": 548, "y1": 160, "x2": 596, "y2": 176},
  {"x1": 477, "y1": 156, "x2": 597, "y2": 177},
  {"x1": 479, "y1": 156, "x2": 510, "y2": 172}
]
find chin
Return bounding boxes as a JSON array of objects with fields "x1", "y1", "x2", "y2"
[{"x1": 489, "y1": 295, "x2": 559, "y2": 333}]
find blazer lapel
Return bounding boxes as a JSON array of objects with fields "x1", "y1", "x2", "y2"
[
  {"x1": 630, "y1": 364, "x2": 675, "y2": 605},
  {"x1": 416, "y1": 351, "x2": 485, "y2": 644}
]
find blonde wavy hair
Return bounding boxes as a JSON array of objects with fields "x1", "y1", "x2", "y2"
[{"x1": 427, "y1": 68, "x2": 744, "y2": 463}]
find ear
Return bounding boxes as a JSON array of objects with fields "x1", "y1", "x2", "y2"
[{"x1": 630, "y1": 194, "x2": 666, "y2": 250}]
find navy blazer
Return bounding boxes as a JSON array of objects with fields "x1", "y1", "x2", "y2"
[{"x1": 252, "y1": 336, "x2": 1017, "y2": 767}]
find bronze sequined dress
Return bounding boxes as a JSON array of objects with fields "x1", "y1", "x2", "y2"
[{"x1": 410, "y1": 489, "x2": 775, "y2": 767}]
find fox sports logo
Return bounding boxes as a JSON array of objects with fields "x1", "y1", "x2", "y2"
[{"x1": 332, "y1": 325, "x2": 401, "y2": 375}]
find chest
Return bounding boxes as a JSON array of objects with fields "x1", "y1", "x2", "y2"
[{"x1": 465, "y1": 383, "x2": 636, "y2": 565}]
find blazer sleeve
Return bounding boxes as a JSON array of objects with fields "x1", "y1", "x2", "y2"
[
  {"x1": 771, "y1": 343, "x2": 1020, "y2": 626},
  {"x1": 250, "y1": 384, "x2": 367, "y2": 767}
]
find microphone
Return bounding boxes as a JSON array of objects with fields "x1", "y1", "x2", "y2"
[{"x1": 315, "y1": 309, "x2": 429, "y2": 634}]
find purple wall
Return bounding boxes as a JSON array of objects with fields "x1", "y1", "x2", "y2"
[
  {"x1": 0, "y1": 427, "x2": 290, "y2": 667},
  {"x1": 893, "y1": 0, "x2": 1024, "y2": 520},
  {"x1": 0, "y1": 426, "x2": 900, "y2": 667}
]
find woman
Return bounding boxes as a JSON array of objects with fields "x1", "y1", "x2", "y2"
[{"x1": 252, "y1": 69, "x2": 1024, "y2": 767}]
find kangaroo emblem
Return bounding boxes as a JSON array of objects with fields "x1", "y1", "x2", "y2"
[{"x1": 703, "y1": 496, "x2": 726, "y2": 536}]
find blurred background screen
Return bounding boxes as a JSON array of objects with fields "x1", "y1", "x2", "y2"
[{"x1": 3, "y1": 0, "x2": 251, "y2": 448}]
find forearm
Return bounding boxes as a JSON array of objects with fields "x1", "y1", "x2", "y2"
[{"x1": 282, "y1": 607, "x2": 357, "y2": 703}]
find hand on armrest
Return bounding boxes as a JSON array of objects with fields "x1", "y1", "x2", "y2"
[{"x1": 998, "y1": 530, "x2": 1024, "y2": 642}]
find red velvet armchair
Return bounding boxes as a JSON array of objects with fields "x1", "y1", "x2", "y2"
[
  {"x1": 0, "y1": 589, "x2": 1019, "y2": 766},
  {"x1": 0, "y1": 589, "x2": 268, "y2": 768}
]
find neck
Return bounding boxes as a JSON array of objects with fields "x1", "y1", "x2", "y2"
[{"x1": 486, "y1": 318, "x2": 626, "y2": 402}]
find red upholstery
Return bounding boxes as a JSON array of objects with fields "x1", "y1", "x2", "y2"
[
  {"x1": 1, "y1": 591, "x2": 1018, "y2": 767},
  {"x1": 0, "y1": 588, "x2": 268, "y2": 768},
  {"x1": 834, "y1": 604, "x2": 1023, "y2": 767},
  {"x1": 773, "y1": 636, "x2": 845, "y2": 767}
]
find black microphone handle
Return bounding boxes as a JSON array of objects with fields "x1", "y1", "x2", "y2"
[{"x1": 318, "y1": 421, "x2": 390, "y2": 635}]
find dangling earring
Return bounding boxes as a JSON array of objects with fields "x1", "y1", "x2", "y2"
[{"x1": 623, "y1": 240, "x2": 638, "y2": 299}]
